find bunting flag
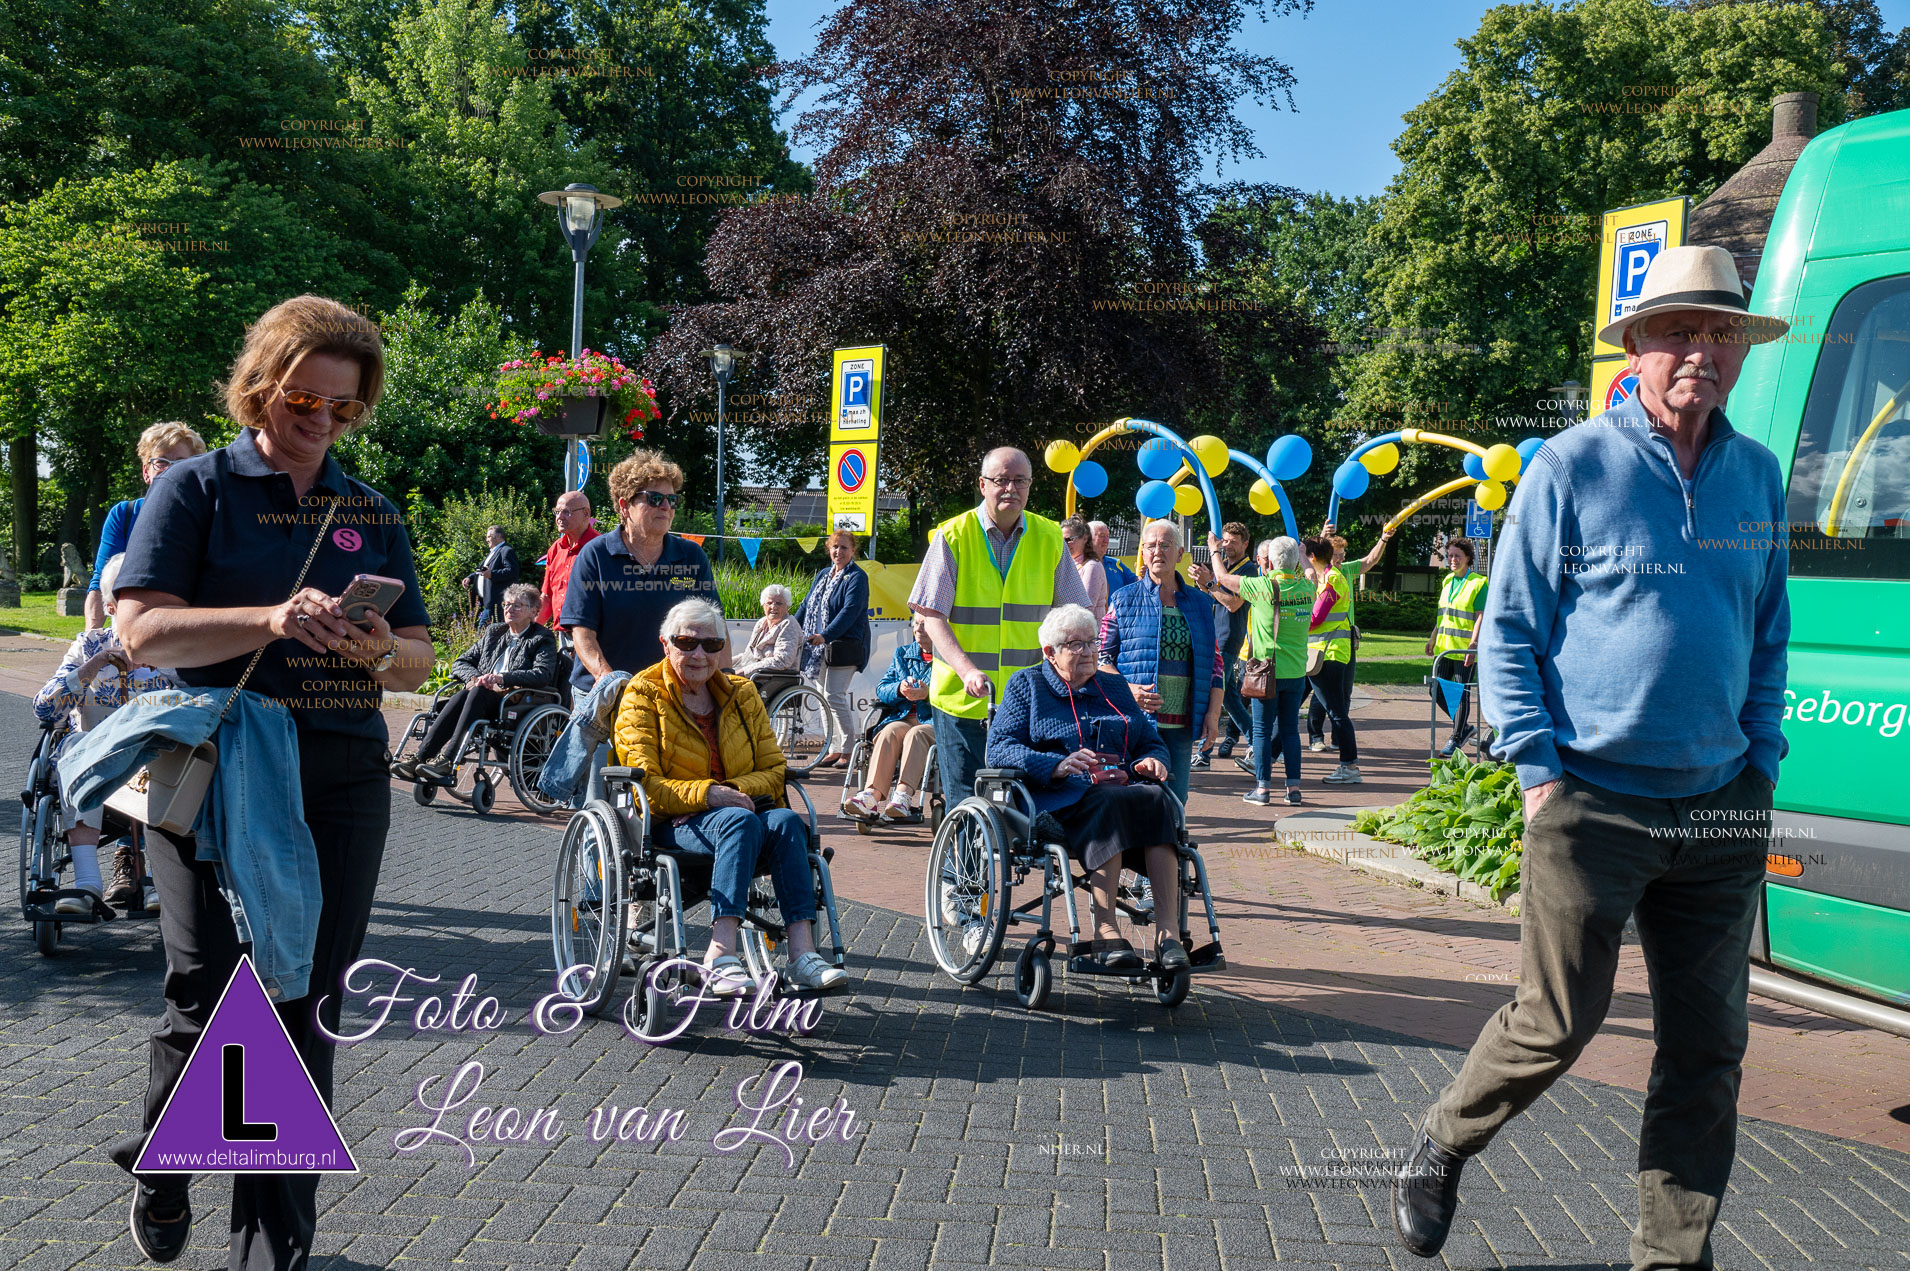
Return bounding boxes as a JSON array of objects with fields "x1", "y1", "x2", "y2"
[
  {"x1": 738, "y1": 537, "x2": 762, "y2": 567},
  {"x1": 682, "y1": 533, "x2": 705, "y2": 546},
  {"x1": 795, "y1": 537, "x2": 819, "y2": 554},
  {"x1": 1436, "y1": 677, "x2": 1467, "y2": 717}
]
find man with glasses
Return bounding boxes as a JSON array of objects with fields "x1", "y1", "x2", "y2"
[
  {"x1": 84, "y1": 422, "x2": 207, "y2": 630},
  {"x1": 560, "y1": 449, "x2": 723, "y2": 694},
  {"x1": 909, "y1": 446, "x2": 1091, "y2": 804},
  {"x1": 536, "y1": 491, "x2": 599, "y2": 635}
]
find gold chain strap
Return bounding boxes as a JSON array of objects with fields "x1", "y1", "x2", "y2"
[{"x1": 221, "y1": 496, "x2": 341, "y2": 722}]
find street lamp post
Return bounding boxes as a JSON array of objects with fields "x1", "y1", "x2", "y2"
[
  {"x1": 703, "y1": 344, "x2": 745, "y2": 564},
  {"x1": 537, "y1": 183, "x2": 624, "y2": 492}
]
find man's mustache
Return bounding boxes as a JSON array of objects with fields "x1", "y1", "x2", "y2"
[{"x1": 1674, "y1": 365, "x2": 1719, "y2": 382}]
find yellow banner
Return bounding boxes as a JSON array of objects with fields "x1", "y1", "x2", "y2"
[{"x1": 861, "y1": 561, "x2": 920, "y2": 621}]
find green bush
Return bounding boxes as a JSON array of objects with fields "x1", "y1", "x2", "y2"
[
  {"x1": 1351, "y1": 591, "x2": 1438, "y2": 634},
  {"x1": 714, "y1": 562, "x2": 818, "y2": 620},
  {"x1": 1351, "y1": 755, "x2": 1524, "y2": 898},
  {"x1": 423, "y1": 612, "x2": 484, "y2": 695},
  {"x1": 406, "y1": 487, "x2": 553, "y2": 627}
]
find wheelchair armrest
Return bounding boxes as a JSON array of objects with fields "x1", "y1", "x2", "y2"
[
  {"x1": 601, "y1": 765, "x2": 645, "y2": 783},
  {"x1": 975, "y1": 767, "x2": 1024, "y2": 783}
]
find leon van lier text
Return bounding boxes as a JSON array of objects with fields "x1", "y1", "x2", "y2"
[{"x1": 318, "y1": 959, "x2": 862, "y2": 1169}]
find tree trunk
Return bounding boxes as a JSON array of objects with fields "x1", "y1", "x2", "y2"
[
  {"x1": 9, "y1": 430, "x2": 36, "y2": 575},
  {"x1": 85, "y1": 452, "x2": 110, "y2": 558}
]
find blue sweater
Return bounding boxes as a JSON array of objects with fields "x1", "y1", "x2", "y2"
[
  {"x1": 1098, "y1": 577, "x2": 1224, "y2": 726},
  {"x1": 986, "y1": 662, "x2": 1170, "y2": 814},
  {"x1": 1481, "y1": 394, "x2": 1789, "y2": 798}
]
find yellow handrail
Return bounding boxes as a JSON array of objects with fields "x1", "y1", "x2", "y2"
[{"x1": 1824, "y1": 379, "x2": 1910, "y2": 537}]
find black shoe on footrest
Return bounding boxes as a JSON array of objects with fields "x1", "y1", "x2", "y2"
[{"x1": 1392, "y1": 1126, "x2": 1466, "y2": 1257}]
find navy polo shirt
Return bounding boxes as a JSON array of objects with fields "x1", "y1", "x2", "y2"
[
  {"x1": 116, "y1": 428, "x2": 430, "y2": 742},
  {"x1": 558, "y1": 529, "x2": 719, "y2": 690}
]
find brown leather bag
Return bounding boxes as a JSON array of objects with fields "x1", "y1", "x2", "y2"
[{"x1": 1239, "y1": 657, "x2": 1273, "y2": 700}]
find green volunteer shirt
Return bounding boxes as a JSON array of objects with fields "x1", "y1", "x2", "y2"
[{"x1": 1239, "y1": 571, "x2": 1316, "y2": 681}]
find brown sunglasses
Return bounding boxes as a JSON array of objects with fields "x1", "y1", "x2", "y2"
[
  {"x1": 276, "y1": 384, "x2": 368, "y2": 423},
  {"x1": 668, "y1": 636, "x2": 726, "y2": 653}
]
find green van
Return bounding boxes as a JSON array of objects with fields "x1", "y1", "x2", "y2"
[{"x1": 1726, "y1": 107, "x2": 1910, "y2": 1010}]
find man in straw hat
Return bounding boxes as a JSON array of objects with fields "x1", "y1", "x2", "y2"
[{"x1": 1393, "y1": 245, "x2": 1793, "y2": 1271}]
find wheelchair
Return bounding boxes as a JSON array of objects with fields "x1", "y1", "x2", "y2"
[
  {"x1": 18, "y1": 723, "x2": 151, "y2": 957},
  {"x1": 391, "y1": 659, "x2": 571, "y2": 817},
  {"x1": 923, "y1": 768, "x2": 1225, "y2": 1010},
  {"x1": 747, "y1": 670, "x2": 839, "y2": 779},
  {"x1": 836, "y1": 703, "x2": 942, "y2": 836},
  {"x1": 550, "y1": 761, "x2": 846, "y2": 1041}
]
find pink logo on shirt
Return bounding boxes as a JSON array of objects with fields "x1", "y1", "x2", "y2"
[{"x1": 332, "y1": 528, "x2": 363, "y2": 552}]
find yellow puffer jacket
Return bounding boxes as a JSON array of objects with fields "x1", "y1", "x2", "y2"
[{"x1": 612, "y1": 661, "x2": 787, "y2": 817}]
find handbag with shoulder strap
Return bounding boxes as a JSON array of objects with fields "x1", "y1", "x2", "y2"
[
  {"x1": 106, "y1": 499, "x2": 340, "y2": 838},
  {"x1": 1239, "y1": 656, "x2": 1273, "y2": 700}
]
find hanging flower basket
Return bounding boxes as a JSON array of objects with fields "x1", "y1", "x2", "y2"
[{"x1": 489, "y1": 349, "x2": 660, "y2": 440}]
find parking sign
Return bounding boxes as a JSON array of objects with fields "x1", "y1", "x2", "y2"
[
  {"x1": 1594, "y1": 197, "x2": 1688, "y2": 358},
  {"x1": 827, "y1": 346, "x2": 886, "y2": 533}
]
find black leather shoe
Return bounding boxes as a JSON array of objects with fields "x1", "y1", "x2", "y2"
[
  {"x1": 1392, "y1": 1127, "x2": 1466, "y2": 1257},
  {"x1": 1155, "y1": 936, "x2": 1191, "y2": 973},
  {"x1": 130, "y1": 1179, "x2": 192, "y2": 1263}
]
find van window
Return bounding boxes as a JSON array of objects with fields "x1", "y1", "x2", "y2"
[{"x1": 1783, "y1": 275, "x2": 1910, "y2": 580}]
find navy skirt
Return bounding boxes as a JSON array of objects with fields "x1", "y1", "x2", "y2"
[{"x1": 1051, "y1": 782, "x2": 1178, "y2": 872}]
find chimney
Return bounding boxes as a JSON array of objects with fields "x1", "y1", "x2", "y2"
[{"x1": 1772, "y1": 92, "x2": 1818, "y2": 143}]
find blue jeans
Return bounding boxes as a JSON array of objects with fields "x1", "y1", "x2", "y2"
[
  {"x1": 1159, "y1": 726, "x2": 1193, "y2": 804},
  {"x1": 1252, "y1": 678, "x2": 1306, "y2": 788},
  {"x1": 933, "y1": 709, "x2": 989, "y2": 804},
  {"x1": 652, "y1": 806, "x2": 816, "y2": 924}
]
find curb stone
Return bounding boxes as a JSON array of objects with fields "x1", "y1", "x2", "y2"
[{"x1": 1275, "y1": 805, "x2": 1523, "y2": 916}]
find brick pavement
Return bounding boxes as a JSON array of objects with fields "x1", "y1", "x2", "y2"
[{"x1": 4, "y1": 686, "x2": 1910, "y2": 1270}]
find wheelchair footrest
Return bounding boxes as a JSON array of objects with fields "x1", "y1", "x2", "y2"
[{"x1": 1188, "y1": 941, "x2": 1225, "y2": 972}]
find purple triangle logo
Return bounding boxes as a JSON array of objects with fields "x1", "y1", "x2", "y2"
[{"x1": 135, "y1": 955, "x2": 356, "y2": 1174}]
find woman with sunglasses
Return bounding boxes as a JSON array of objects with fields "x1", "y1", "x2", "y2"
[
  {"x1": 984, "y1": 604, "x2": 1191, "y2": 974},
  {"x1": 83, "y1": 421, "x2": 208, "y2": 632},
  {"x1": 111, "y1": 295, "x2": 434, "y2": 1267},
  {"x1": 615, "y1": 599, "x2": 850, "y2": 994},
  {"x1": 559, "y1": 449, "x2": 723, "y2": 695}
]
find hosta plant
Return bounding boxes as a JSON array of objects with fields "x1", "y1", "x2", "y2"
[{"x1": 1350, "y1": 755, "x2": 1525, "y2": 898}]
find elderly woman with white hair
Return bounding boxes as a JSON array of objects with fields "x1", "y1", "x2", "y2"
[
  {"x1": 613, "y1": 598, "x2": 849, "y2": 994},
  {"x1": 734, "y1": 582, "x2": 804, "y2": 679},
  {"x1": 985, "y1": 604, "x2": 1190, "y2": 974},
  {"x1": 1207, "y1": 534, "x2": 1316, "y2": 806}
]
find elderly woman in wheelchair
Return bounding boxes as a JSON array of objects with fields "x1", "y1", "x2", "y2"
[
  {"x1": 614, "y1": 598, "x2": 847, "y2": 997},
  {"x1": 925, "y1": 604, "x2": 1223, "y2": 1010}
]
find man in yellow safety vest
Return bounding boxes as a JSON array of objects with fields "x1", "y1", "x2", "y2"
[
  {"x1": 1427, "y1": 536, "x2": 1488, "y2": 757},
  {"x1": 908, "y1": 447, "x2": 1092, "y2": 803}
]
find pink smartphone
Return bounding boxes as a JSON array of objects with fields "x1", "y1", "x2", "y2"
[{"x1": 339, "y1": 574, "x2": 406, "y2": 627}]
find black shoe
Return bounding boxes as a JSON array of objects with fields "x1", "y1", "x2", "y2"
[
  {"x1": 129, "y1": 1179, "x2": 192, "y2": 1263},
  {"x1": 1155, "y1": 936, "x2": 1190, "y2": 973},
  {"x1": 1190, "y1": 747, "x2": 1211, "y2": 769},
  {"x1": 1091, "y1": 940, "x2": 1145, "y2": 973},
  {"x1": 1216, "y1": 738, "x2": 1235, "y2": 759},
  {"x1": 1392, "y1": 1127, "x2": 1466, "y2": 1258},
  {"x1": 390, "y1": 760, "x2": 418, "y2": 781},
  {"x1": 415, "y1": 761, "x2": 454, "y2": 784}
]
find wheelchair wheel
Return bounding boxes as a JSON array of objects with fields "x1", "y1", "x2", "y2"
[
  {"x1": 18, "y1": 754, "x2": 46, "y2": 915},
  {"x1": 1157, "y1": 967, "x2": 1191, "y2": 1008},
  {"x1": 551, "y1": 801, "x2": 629, "y2": 1016},
  {"x1": 767, "y1": 683, "x2": 835, "y2": 777},
  {"x1": 924, "y1": 800, "x2": 1012, "y2": 983},
  {"x1": 470, "y1": 775, "x2": 495, "y2": 817},
  {"x1": 626, "y1": 956, "x2": 690, "y2": 1044},
  {"x1": 738, "y1": 877, "x2": 781, "y2": 988},
  {"x1": 508, "y1": 704, "x2": 569, "y2": 817},
  {"x1": 36, "y1": 917, "x2": 58, "y2": 957},
  {"x1": 1014, "y1": 940, "x2": 1052, "y2": 1010},
  {"x1": 22, "y1": 792, "x2": 57, "y2": 920},
  {"x1": 412, "y1": 780, "x2": 437, "y2": 807},
  {"x1": 927, "y1": 793, "x2": 945, "y2": 837}
]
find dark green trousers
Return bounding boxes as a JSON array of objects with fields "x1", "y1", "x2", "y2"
[{"x1": 1424, "y1": 764, "x2": 1771, "y2": 1271}]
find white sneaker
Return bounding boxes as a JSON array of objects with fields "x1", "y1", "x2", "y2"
[
  {"x1": 54, "y1": 888, "x2": 100, "y2": 917},
  {"x1": 702, "y1": 955, "x2": 756, "y2": 997},
  {"x1": 960, "y1": 920, "x2": 989, "y2": 960},
  {"x1": 1308, "y1": 739, "x2": 1327, "y2": 753},
  {"x1": 841, "y1": 790, "x2": 879, "y2": 820},
  {"x1": 1322, "y1": 764, "x2": 1363, "y2": 784},
  {"x1": 143, "y1": 884, "x2": 159, "y2": 913},
  {"x1": 879, "y1": 795, "x2": 912, "y2": 822},
  {"x1": 784, "y1": 951, "x2": 849, "y2": 991}
]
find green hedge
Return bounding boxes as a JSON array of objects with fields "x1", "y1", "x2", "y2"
[{"x1": 1351, "y1": 591, "x2": 1438, "y2": 634}]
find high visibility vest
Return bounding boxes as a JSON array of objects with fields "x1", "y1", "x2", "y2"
[
  {"x1": 929, "y1": 510, "x2": 1066, "y2": 720},
  {"x1": 1432, "y1": 570, "x2": 1488, "y2": 657},
  {"x1": 1308, "y1": 567, "x2": 1353, "y2": 665}
]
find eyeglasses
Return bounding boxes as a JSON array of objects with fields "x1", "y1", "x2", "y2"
[
  {"x1": 981, "y1": 474, "x2": 1032, "y2": 491},
  {"x1": 636, "y1": 491, "x2": 682, "y2": 509},
  {"x1": 146, "y1": 456, "x2": 182, "y2": 472},
  {"x1": 668, "y1": 635, "x2": 726, "y2": 653},
  {"x1": 276, "y1": 385, "x2": 368, "y2": 422},
  {"x1": 503, "y1": 601, "x2": 534, "y2": 612},
  {"x1": 1053, "y1": 639, "x2": 1096, "y2": 656}
]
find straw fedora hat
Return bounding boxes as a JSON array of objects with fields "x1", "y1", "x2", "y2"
[{"x1": 1595, "y1": 244, "x2": 1790, "y2": 348}]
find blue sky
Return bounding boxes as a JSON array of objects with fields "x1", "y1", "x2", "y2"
[{"x1": 762, "y1": 0, "x2": 1910, "y2": 200}]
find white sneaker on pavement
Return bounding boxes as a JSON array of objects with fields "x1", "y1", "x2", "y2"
[
  {"x1": 783, "y1": 951, "x2": 849, "y2": 991},
  {"x1": 1322, "y1": 764, "x2": 1363, "y2": 784}
]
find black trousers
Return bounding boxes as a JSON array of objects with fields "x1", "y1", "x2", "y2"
[
  {"x1": 1305, "y1": 659, "x2": 1358, "y2": 763},
  {"x1": 417, "y1": 685, "x2": 503, "y2": 761},
  {"x1": 1307, "y1": 628, "x2": 1358, "y2": 741},
  {"x1": 1433, "y1": 656, "x2": 1475, "y2": 739},
  {"x1": 111, "y1": 732, "x2": 391, "y2": 1271}
]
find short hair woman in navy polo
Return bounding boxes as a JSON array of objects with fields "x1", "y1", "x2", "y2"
[{"x1": 113, "y1": 295, "x2": 433, "y2": 1267}]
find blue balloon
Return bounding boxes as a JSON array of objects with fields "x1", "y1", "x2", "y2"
[
  {"x1": 1071, "y1": 459, "x2": 1108, "y2": 498},
  {"x1": 1266, "y1": 434, "x2": 1312, "y2": 482},
  {"x1": 1463, "y1": 451, "x2": 1487, "y2": 480},
  {"x1": 1516, "y1": 436, "x2": 1545, "y2": 471},
  {"x1": 1137, "y1": 437, "x2": 1183, "y2": 480},
  {"x1": 1136, "y1": 480, "x2": 1177, "y2": 519},
  {"x1": 1332, "y1": 461, "x2": 1370, "y2": 500}
]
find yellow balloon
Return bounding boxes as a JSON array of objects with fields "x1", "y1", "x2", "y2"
[
  {"x1": 1248, "y1": 479, "x2": 1279, "y2": 516},
  {"x1": 1474, "y1": 481, "x2": 1507, "y2": 511},
  {"x1": 1044, "y1": 439, "x2": 1080, "y2": 473},
  {"x1": 1189, "y1": 434, "x2": 1230, "y2": 478},
  {"x1": 1360, "y1": 443, "x2": 1400, "y2": 476},
  {"x1": 1482, "y1": 443, "x2": 1521, "y2": 483},
  {"x1": 1173, "y1": 483, "x2": 1204, "y2": 516}
]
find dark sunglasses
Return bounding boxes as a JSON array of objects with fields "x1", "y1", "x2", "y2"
[
  {"x1": 276, "y1": 385, "x2": 368, "y2": 423},
  {"x1": 636, "y1": 491, "x2": 682, "y2": 509},
  {"x1": 668, "y1": 635, "x2": 726, "y2": 653}
]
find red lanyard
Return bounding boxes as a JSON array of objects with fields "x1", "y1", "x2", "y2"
[{"x1": 1065, "y1": 671, "x2": 1130, "y2": 758}]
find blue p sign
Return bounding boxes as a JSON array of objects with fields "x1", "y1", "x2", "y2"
[
  {"x1": 843, "y1": 370, "x2": 869, "y2": 408},
  {"x1": 1617, "y1": 241, "x2": 1660, "y2": 301}
]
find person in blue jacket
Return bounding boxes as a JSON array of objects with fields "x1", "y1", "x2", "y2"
[
  {"x1": 1097, "y1": 520, "x2": 1224, "y2": 804},
  {"x1": 793, "y1": 528, "x2": 871, "y2": 768},
  {"x1": 841, "y1": 613, "x2": 937, "y2": 821},
  {"x1": 84, "y1": 422, "x2": 207, "y2": 630}
]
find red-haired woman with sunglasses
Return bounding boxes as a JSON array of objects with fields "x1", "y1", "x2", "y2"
[
  {"x1": 111, "y1": 295, "x2": 434, "y2": 1266},
  {"x1": 614, "y1": 598, "x2": 850, "y2": 995}
]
